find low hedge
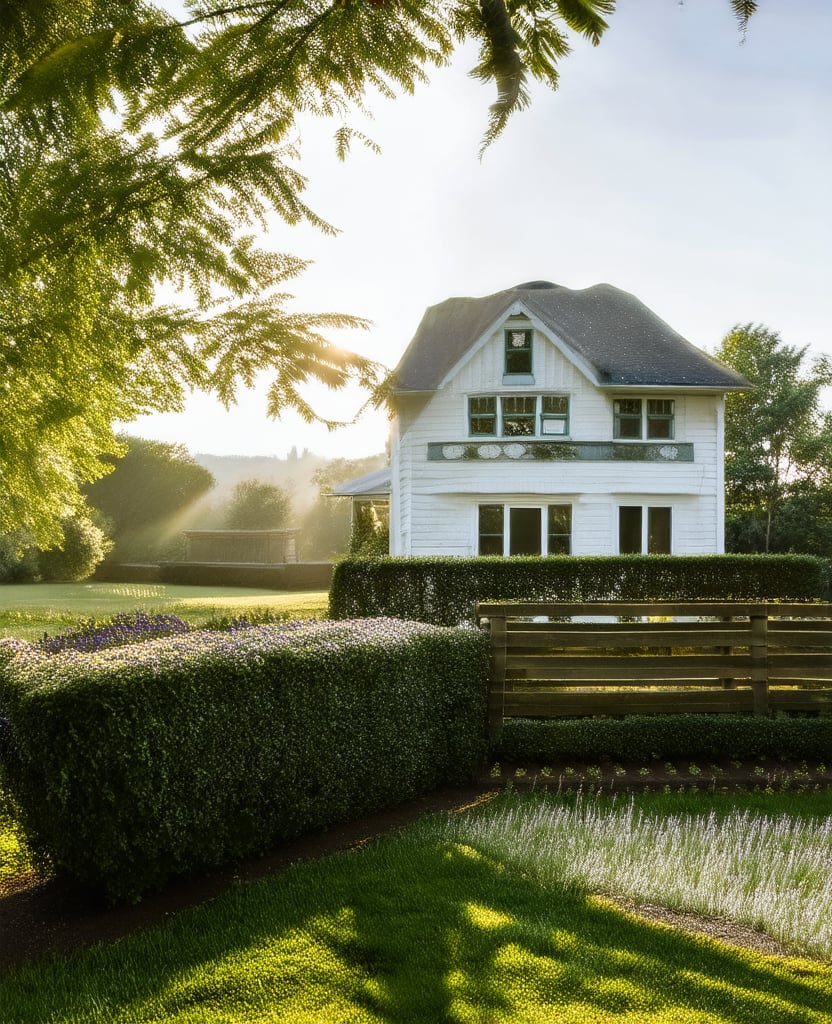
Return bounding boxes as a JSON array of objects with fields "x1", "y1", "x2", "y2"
[
  {"x1": 496, "y1": 715, "x2": 832, "y2": 764},
  {"x1": 0, "y1": 619, "x2": 488, "y2": 903},
  {"x1": 329, "y1": 554, "x2": 828, "y2": 626}
]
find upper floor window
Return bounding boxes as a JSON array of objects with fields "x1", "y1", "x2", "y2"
[
  {"x1": 504, "y1": 329, "x2": 532, "y2": 375},
  {"x1": 613, "y1": 398, "x2": 675, "y2": 440},
  {"x1": 469, "y1": 396, "x2": 497, "y2": 435},
  {"x1": 468, "y1": 394, "x2": 570, "y2": 437},
  {"x1": 541, "y1": 395, "x2": 569, "y2": 435},
  {"x1": 501, "y1": 396, "x2": 536, "y2": 435}
]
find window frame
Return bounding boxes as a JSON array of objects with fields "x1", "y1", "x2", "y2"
[
  {"x1": 468, "y1": 395, "x2": 498, "y2": 436},
  {"x1": 613, "y1": 397, "x2": 676, "y2": 440},
  {"x1": 467, "y1": 394, "x2": 571, "y2": 439},
  {"x1": 504, "y1": 328, "x2": 533, "y2": 375},
  {"x1": 646, "y1": 399, "x2": 675, "y2": 440},
  {"x1": 501, "y1": 395, "x2": 537, "y2": 436},
  {"x1": 618, "y1": 504, "x2": 672, "y2": 554},
  {"x1": 477, "y1": 502, "x2": 573, "y2": 556},
  {"x1": 540, "y1": 395, "x2": 570, "y2": 436}
]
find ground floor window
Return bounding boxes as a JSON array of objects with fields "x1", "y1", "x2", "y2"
[
  {"x1": 619, "y1": 505, "x2": 672, "y2": 554},
  {"x1": 478, "y1": 503, "x2": 572, "y2": 556}
]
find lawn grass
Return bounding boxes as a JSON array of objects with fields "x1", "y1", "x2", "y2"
[
  {"x1": 0, "y1": 582, "x2": 329, "y2": 639},
  {"x1": 0, "y1": 791, "x2": 830, "y2": 1023}
]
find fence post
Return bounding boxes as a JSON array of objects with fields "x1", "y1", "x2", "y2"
[
  {"x1": 750, "y1": 611, "x2": 769, "y2": 715},
  {"x1": 719, "y1": 615, "x2": 736, "y2": 689},
  {"x1": 487, "y1": 610, "x2": 507, "y2": 740}
]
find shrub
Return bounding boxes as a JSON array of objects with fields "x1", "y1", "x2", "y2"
[
  {"x1": 496, "y1": 714, "x2": 832, "y2": 763},
  {"x1": 0, "y1": 530, "x2": 39, "y2": 583},
  {"x1": 0, "y1": 619, "x2": 488, "y2": 902},
  {"x1": 329, "y1": 554, "x2": 828, "y2": 626},
  {"x1": 38, "y1": 513, "x2": 112, "y2": 582},
  {"x1": 36, "y1": 611, "x2": 191, "y2": 654}
]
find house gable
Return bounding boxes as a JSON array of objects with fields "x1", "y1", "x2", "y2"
[
  {"x1": 393, "y1": 280, "x2": 748, "y2": 394},
  {"x1": 435, "y1": 301, "x2": 602, "y2": 392}
]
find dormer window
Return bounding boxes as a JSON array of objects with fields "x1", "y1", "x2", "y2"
[{"x1": 504, "y1": 329, "x2": 532, "y2": 375}]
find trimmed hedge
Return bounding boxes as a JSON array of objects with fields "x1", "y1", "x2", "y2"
[
  {"x1": 329, "y1": 554, "x2": 828, "y2": 626},
  {"x1": 496, "y1": 715, "x2": 832, "y2": 764},
  {"x1": 0, "y1": 619, "x2": 488, "y2": 903}
]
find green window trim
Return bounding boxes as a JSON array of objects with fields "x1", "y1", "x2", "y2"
[
  {"x1": 646, "y1": 399, "x2": 675, "y2": 440},
  {"x1": 467, "y1": 394, "x2": 571, "y2": 438},
  {"x1": 541, "y1": 395, "x2": 569, "y2": 436},
  {"x1": 501, "y1": 396, "x2": 536, "y2": 436},
  {"x1": 504, "y1": 329, "x2": 533, "y2": 375},
  {"x1": 468, "y1": 396, "x2": 497, "y2": 436},
  {"x1": 614, "y1": 397, "x2": 676, "y2": 440},
  {"x1": 613, "y1": 398, "x2": 643, "y2": 439}
]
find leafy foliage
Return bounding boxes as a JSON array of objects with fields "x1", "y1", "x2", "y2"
[
  {"x1": 329, "y1": 554, "x2": 827, "y2": 625},
  {"x1": 717, "y1": 324, "x2": 832, "y2": 554},
  {"x1": 1, "y1": 3, "x2": 759, "y2": 543},
  {"x1": 0, "y1": 618, "x2": 488, "y2": 902},
  {"x1": 36, "y1": 513, "x2": 113, "y2": 582},
  {"x1": 84, "y1": 436, "x2": 215, "y2": 550},
  {"x1": 302, "y1": 453, "x2": 387, "y2": 559},
  {"x1": 0, "y1": 512, "x2": 111, "y2": 583},
  {"x1": 223, "y1": 478, "x2": 292, "y2": 530},
  {"x1": 348, "y1": 502, "x2": 390, "y2": 555}
]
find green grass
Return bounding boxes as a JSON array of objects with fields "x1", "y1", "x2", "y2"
[
  {"x1": 0, "y1": 792, "x2": 830, "y2": 1023},
  {"x1": 0, "y1": 582, "x2": 329, "y2": 639}
]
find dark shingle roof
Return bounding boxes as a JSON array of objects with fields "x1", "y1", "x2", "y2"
[{"x1": 393, "y1": 281, "x2": 748, "y2": 392}]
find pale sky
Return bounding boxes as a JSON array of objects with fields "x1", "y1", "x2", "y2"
[{"x1": 127, "y1": 0, "x2": 832, "y2": 459}]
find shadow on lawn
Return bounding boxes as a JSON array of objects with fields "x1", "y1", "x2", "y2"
[{"x1": 1, "y1": 834, "x2": 829, "y2": 1023}]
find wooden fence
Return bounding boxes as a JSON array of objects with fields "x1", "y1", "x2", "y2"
[{"x1": 476, "y1": 602, "x2": 832, "y2": 736}]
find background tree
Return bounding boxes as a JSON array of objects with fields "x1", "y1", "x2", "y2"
[
  {"x1": 84, "y1": 436, "x2": 215, "y2": 562},
  {"x1": 717, "y1": 324, "x2": 832, "y2": 553},
  {"x1": 302, "y1": 453, "x2": 387, "y2": 559},
  {"x1": 0, "y1": 509, "x2": 112, "y2": 583},
  {"x1": 224, "y1": 480, "x2": 292, "y2": 530},
  {"x1": 1, "y1": 1, "x2": 755, "y2": 543}
]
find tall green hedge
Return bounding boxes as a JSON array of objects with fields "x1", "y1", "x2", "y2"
[
  {"x1": 329, "y1": 554, "x2": 828, "y2": 626},
  {"x1": 0, "y1": 619, "x2": 488, "y2": 903}
]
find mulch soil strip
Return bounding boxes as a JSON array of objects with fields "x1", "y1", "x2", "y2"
[{"x1": 2, "y1": 760, "x2": 830, "y2": 974}]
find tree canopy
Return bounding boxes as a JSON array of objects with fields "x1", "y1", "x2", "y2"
[
  {"x1": 717, "y1": 324, "x2": 832, "y2": 554},
  {"x1": 224, "y1": 479, "x2": 292, "y2": 530},
  {"x1": 1, "y1": 1, "x2": 757, "y2": 544}
]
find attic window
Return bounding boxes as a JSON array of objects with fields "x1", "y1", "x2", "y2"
[{"x1": 504, "y1": 329, "x2": 532, "y2": 375}]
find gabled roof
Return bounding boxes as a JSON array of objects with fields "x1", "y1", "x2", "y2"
[
  {"x1": 330, "y1": 466, "x2": 391, "y2": 498},
  {"x1": 393, "y1": 281, "x2": 748, "y2": 392}
]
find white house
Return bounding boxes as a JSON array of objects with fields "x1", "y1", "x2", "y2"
[{"x1": 336, "y1": 280, "x2": 748, "y2": 557}]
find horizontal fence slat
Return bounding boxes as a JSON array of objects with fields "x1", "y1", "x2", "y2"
[
  {"x1": 505, "y1": 653, "x2": 752, "y2": 680},
  {"x1": 507, "y1": 628, "x2": 750, "y2": 650},
  {"x1": 766, "y1": 632, "x2": 832, "y2": 649},
  {"x1": 478, "y1": 601, "x2": 832, "y2": 619},
  {"x1": 499, "y1": 677, "x2": 746, "y2": 690},
  {"x1": 503, "y1": 690, "x2": 754, "y2": 717},
  {"x1": 769, "y1": 689, "x2": 832, "y2": 708}
]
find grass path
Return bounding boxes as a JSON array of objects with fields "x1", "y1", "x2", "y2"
[
  {"x1": 1, "y1": 793, "x2": 830, "y2": 1023},
  {"x1": 0, "y1": 582, "x2": 328, "y2": 639}
]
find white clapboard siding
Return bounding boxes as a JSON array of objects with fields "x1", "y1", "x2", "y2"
[{"x1": 390, "y1": 317, "x2": 726, "y2": 556}]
